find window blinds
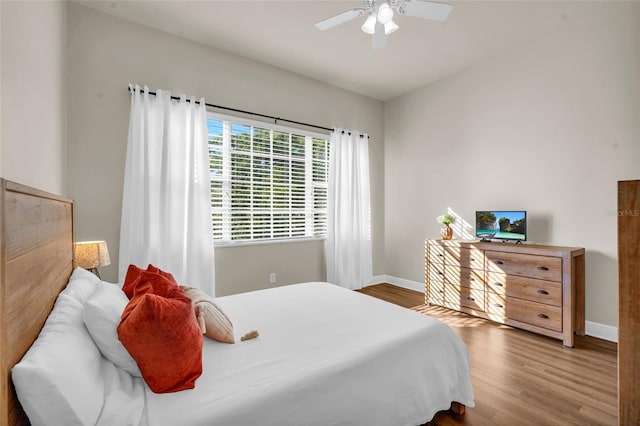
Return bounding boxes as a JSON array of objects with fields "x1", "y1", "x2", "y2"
[{"x1": 208, "y1": 115, "x2": 329, "y2": 244}]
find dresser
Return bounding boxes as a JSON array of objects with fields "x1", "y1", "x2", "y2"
[{"x1": 425, "y1": 239, "x2": 585, "y2": 347}]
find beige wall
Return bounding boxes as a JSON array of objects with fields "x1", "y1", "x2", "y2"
[
  {"x1": 66, "y1": 4, "x2": 385, "y2": 294},
  {"x1": 6, "y1": 1, "x2": 636, "y2": 327},
  {"x1": 384, "y1": 2, "x2": 640, "y2": 328},
  {"x1": 0, "y1": 1, "x2": 67, "y2": 194}
]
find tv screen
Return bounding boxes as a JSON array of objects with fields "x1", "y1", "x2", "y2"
[{"x1": 475, "y1": 210, "x2": 527, "y2": 242}]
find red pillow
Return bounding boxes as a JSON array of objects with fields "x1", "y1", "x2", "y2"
[
  {"x1": 122, "y1": 264, "x2": 178, "y2": 299},
  {"x1": 118, "y1": 265, "x2": 203, "y2": 393}
]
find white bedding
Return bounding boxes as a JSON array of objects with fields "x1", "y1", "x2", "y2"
[{"x1": 140, "y1": 282, "x2": 474, "y2": 426}]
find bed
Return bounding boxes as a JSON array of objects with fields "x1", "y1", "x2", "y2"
[{"x1": 0, "y1": 178, "x2": 474, "y2": 426}]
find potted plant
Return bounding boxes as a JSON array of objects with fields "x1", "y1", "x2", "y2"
[{"x1": 437, "y1": 214, "x2": 456, "y2": 240}]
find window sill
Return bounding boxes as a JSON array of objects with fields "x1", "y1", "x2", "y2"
[{"x1": 214, "y1": 236, "x2": 325, "y2": 248}]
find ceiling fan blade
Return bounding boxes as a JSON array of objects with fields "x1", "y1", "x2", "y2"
[
  {"x1": 372, "y1": 22, "x2": 388, "y2": 49},
  {"x1": 396, "y1": 0, "x2": 453, "y2": 22},
  {"x1": 315, "y1": 8, "x2": 367, "y2": 31}
]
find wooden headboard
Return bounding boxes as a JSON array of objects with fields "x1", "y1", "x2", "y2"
[{"x1": 0, "y1": 179, "x2": 75, "y2": 426}]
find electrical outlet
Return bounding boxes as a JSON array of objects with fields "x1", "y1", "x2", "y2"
[{"x1": 269, "y1": 272, "x2": 276, "y2": 283}]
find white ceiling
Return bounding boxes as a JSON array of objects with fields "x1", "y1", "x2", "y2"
[{"x1": 77, "y1": 0, "x2": 599, "y2": 101}]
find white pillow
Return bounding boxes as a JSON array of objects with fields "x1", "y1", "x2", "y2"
[
  {"x1": 83, "y1": 282, "x2": 142, "y2": 377},
  {"x1": 12, "y1": 291, "x2": 105, "y2": 425},
  {"x1": 64, "y1": 267, "x2": 102, "y2": 302},
  {"x1": 12, "y1": 267, "x2": 146, "y2": 425}
]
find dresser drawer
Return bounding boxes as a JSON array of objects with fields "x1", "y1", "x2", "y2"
[
  {"x1": 427, "y1": 263, "x2": 445, "y2": 304},
  {"x1": 506, "y1": 297, "x2": 562, "y2": 332},
  {"x1": 486, "y1": 272, "x2": 561, "y2": 307},
  {"x1": 485, "y1": 251, "x2": 562, "y2": 282},
  {"x1": 428, "y1": 243, "x2": 446, "y2": 265},
  {"x1": 485, "y1": 275, "x2": 506, "y2": 295},
  {"x1": 445, "y1": 246, "x2": 484, "y2": 270},
  {"x1": 486, "y1": 291, "x2": 506, "y2": 318},
  {"x1": 428, "y1": 262, "x2": 446, "y2": 284},
  {"x1": 444, "y1": 285, "x2": 484, "y2": 311},
  {"x1": 428, "y1": 281, "x2": 445, "y2": 304},
  {"x1": 445, "y1": 266, "x2": 485, "y2": 291}
]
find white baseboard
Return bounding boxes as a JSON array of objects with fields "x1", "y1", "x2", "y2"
[
  {"x1": 368, "y1": 275, "x2": 618, "y2": 343},
  {"x1": 367, "y1": 275, "x2": 423, "y2": 292},
  {"x1": 585, "y1": 321, "x2": 617, "y2": 343}
]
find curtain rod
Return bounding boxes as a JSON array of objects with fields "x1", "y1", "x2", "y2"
[
  {"x1": 127, "y1": 86, "x2": 333, "y2": 133},
  {"x1": 339, "y1": 130, "x2": 369, "y2": 139}
]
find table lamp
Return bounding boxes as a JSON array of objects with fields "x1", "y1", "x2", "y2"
[{"x1": 74, "y1": 240, "x2": 111, "y2": 278}]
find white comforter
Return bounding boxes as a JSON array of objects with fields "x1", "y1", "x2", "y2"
[{"x1": 141, "y1": 282, "x2": 474, "y2": 426}]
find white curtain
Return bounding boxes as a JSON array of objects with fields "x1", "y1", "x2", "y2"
[
  {"x1": 119, "y1": 85, "x2": 215, "y2": 296},
  {"x1": 325, "y1": 128, "x2": 373, "y2": 290}
]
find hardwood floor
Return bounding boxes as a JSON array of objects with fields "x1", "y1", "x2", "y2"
[{"x1": 357, "y1": 284, "x2": 618, "y2": 426}]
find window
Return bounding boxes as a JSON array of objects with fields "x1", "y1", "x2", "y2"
[{"x1": 208, "y1": 114, "x2": 330, "y2": 245}]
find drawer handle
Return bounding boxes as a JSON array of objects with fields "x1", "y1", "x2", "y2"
[
  {"x1": 537, "y1": 313, "x2": 549, "y2": 319},
  {"x1": 493, "y1": 282, "x2": 504, "y2": 287},
  {"x1": 437, "y1": 254, "x2": 444, "y2": 257},
  {"x1": 468, "y1": 257, "x2": 475, "y2": 262},
  {"x1": 495, "y1": 260, "x2": 504, "y2": 265},
  {"x1": 466, "y1": 297, "x2": 475, "y2": 302},
  {"x1": 494, "y1": 303, "x2": 504, "y2": 308},
  {"x1": 438, "y1": 272, "x2": 444, "y2": 276},
  {"x1": 537, "y1": 266, "x2": 549, "y2": 271},
  {"x1": 537, "y1": 289, "x2": 549, "y2": 295},
  {"x1": 468, "y1": 277, "x2": 475, "y2": 281}
]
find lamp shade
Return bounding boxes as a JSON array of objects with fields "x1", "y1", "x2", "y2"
[
  {"x1": 384, "y1": 20, "x2": 399, "y2": 35},
  {"x1": 361, "y1": 14, "x2": 376, "y2": 34},
  {"x1": 377, "y1": 3, "x2": 394, "y2": 24},
  {"x1": 74, "y1": 241, "x2": 111, "y2": 269}
]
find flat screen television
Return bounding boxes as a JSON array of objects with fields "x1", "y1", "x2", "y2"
[{"x1": 475, "y1": 210, "x2": 527, "y2": 242}]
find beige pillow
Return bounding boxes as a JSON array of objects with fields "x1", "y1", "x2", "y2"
[{"x1": 180, "y1": 286, "x2": 235, "y2": 344}]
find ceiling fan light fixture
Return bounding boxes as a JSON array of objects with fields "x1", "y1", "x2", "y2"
[
  {"x1": 377, "y1": 3, "x2": 394, "y2": 24},
  {"x1": 361, "y1": 13, "x2": 377, "y2": 34},
  {"x1": 314, "y1": 0, "x2": 454, "y2": 50},
  {"x1": 384, "y1": 19, "x2": 399, "y2": 34}
]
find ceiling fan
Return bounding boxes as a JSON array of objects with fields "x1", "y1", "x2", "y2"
[{"x1": 315, "y1": 0, "x2": 453, "y2": 49}]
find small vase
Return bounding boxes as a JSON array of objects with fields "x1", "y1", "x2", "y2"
[{"x1": 441, "y1": 225, "x2": 453, "y2": 240}]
